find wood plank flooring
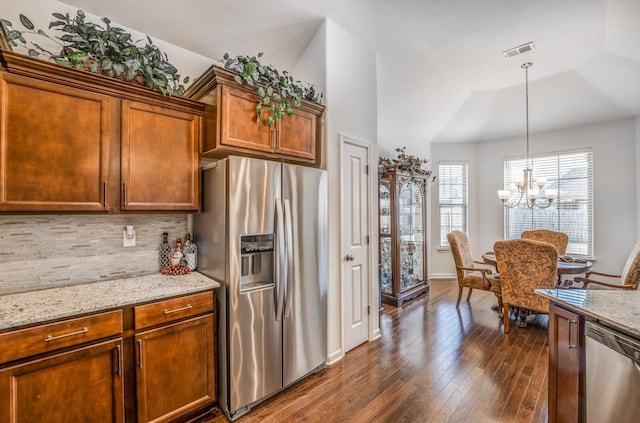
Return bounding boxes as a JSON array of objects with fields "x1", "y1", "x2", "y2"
[{"x1": 205, "y1": 279, "x2": 549, "y2": 422}]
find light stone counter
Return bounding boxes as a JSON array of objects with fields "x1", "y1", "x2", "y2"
[
  {"x1": 536, "y1": 288, "x2": 640, "y2": 337},
  {"x1": 0, "y1": 272, "x2": 220, "y2": 331}
]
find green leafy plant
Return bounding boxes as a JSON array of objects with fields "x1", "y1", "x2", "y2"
[
  {"x1": 379, "y1": 147, "x2": 436, "y2": 181},
  {"x1": 1, "y1": 10, "x2": 189, "y2": 96},
  {"x1": 221, "y1": 52, "x2": 323, "y2": 126}
]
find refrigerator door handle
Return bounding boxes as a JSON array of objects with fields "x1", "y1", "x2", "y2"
[
  {"x1": 283, "y1": 198, "x2": 294, "y2": 319},
  {"x1": 275, "y1": 199, "x2": 286, "y2": 321}
]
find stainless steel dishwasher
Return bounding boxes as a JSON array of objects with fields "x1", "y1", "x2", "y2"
[{"x1": 585, "y1": 321, "x2": 640, "y2": 422}]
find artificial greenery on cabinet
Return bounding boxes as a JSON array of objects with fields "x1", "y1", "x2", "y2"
[
  {"x1": 1, "y1": 10, "x2": 189, "y2": 96},
  {"x1": 220, "y1": 52, "x2": 323, "y2": 126}
]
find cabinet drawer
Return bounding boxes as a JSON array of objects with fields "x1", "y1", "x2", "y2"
[
  {"x1": 134, "y1": 291, "x2": 214, "y2": 330},
  {"x1": 0, "y1": 310, "x2": 123, "y2": 364}
]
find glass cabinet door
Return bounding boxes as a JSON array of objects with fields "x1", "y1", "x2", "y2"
[
  {"x1": 379, "y1": 180, "x2": 392, "y2": 294},
  {"x1": 398, "y1": 180, "x2": 423, "y2": 292}
]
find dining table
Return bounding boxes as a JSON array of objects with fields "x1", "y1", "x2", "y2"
[{"x1": 482, "y1": 252, "x2": 593, "y2": 286}]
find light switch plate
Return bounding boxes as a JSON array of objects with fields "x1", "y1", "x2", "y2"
[{"x1": 123, "y1": 230, "x2": 136, "y2": 247}]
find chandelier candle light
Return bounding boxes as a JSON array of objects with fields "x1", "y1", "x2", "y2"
[{"x1": 498, "y1": 62, "x2": 557, "y2": 209}]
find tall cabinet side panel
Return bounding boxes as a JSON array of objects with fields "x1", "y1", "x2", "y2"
[
  {"x1": 193, "y1": 160, "x2": 230, "y2": 415},
  {"x1": 282, "y1": 164, "x2": 328, "y2": 387}
]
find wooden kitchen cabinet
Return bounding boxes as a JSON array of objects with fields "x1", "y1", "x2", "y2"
[
  {"x1": 121, "y1": 100, "x2": 200, "y2": 211},
  {"x1": 0, "y1": 50, "x2": 204, "y2": 212},
  {"x1": 548, "y1": 302, "x2": 585, "y2": 423},
  {"x1": 133, "y1": 292, "x2": 216, "y2": 423},
  {"x1": 0, "y1": 309, "x2": 125, "y2": 423},
  {"x1": 0, "y1": 338, "x2": 125, "y2": 423},
  {"x1": 0, "y1": 72, "x2": 113, "y2": 212},
  {"x1": 185, "y1": 65, "x2": 323, "y2": 165}
]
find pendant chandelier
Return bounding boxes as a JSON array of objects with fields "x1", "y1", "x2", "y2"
[{"x1": 497, "y1": 62, "x2": 557, "y2": 209}]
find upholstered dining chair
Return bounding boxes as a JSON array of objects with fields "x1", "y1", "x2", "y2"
[
  {"x1": 447, "y1": 231, "x2": 502, "y2": 313},
  {"x1": 521, "y1": 229, "x2": 569, "y2": 256},
  {"x1": 574, "y1": 241, "x2": 640, "y2": 290},
  {"x1": 493, "y1": 239, "x2": 558, "y2": 333}
]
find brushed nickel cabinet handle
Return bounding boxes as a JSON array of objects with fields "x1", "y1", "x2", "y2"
[
  {"x1": 345, "y1": 254, "x2": 355, "y2": 261},
  {"x1": 137, "y1": 339, "x2": 143, "y2": 368},
  {"x1": 271, "y1": 128, "x2": 276, "y2": 149},
  {"x1": 568, "y1": 320, "x2": 577, "y2": 349},
  {"x1": 103, "y1": 181, "x2": 108, "y2": 207},
  {"x1": 163, "y1": 304, "x2": 192, "y2": 315},
  {"x1": 122, "y1": 182, "x2": 128, "y2": 206},
  {"x1": 115, "y1": 344, "x2": 122, "y2": 376},
  {"x1": 44, "y1": 327, "x2": 88, "y2": 342}
]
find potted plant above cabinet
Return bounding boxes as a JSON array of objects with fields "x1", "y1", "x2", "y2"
[{"x1": 185, "y1": 53, "x2": 325, "y2": 166}]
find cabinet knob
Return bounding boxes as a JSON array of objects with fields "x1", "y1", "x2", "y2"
[{"x1": 345, "y1": 254, "x2": 355, "y2": 261}]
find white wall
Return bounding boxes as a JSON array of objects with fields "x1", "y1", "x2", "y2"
[
  {"x1": 324, "y1": 19, "x2": 378, "y2": 364},
  {"x1": 431, "y1": 118, "x2": 638, "y2": 277}
]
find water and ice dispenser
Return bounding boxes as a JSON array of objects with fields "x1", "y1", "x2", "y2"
[{"x1": 239, "y1": 234, "x2": 275, "y2": 292}]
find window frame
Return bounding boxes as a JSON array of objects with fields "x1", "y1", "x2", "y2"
[
  {"x1": 502, "y1": 148, "x2": 593, "y2": 258},
  {"x1": 438, "y1": 161, "x2": 468, "y2": 249}
]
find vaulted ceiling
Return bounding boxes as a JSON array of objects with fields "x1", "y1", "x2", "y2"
[{"x1": 61, "y1": 0, "x2": 640, "y2": 144}]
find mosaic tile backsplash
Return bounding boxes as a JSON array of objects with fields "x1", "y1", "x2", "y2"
[{"x1": 0, "y1": 214, "x2": 189, "y2": 294}]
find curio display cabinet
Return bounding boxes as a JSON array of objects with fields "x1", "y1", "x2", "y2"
[{"x1": 379, "y1": 170, "x2": 428, "y2": 307}]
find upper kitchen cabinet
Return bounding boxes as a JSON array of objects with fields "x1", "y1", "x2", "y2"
[
  {"x1": 0, "y1": 72, "x2": 113, "y2": 212},
  {"x1": 185, "y1": 66, "x2": 324, "y2": 165},
  {"x1": 121, "y1": 100, "x2": 200, "y2": 211},
  {"x1": 0, "y1": 50, "x2": 204, "y2": 213}
]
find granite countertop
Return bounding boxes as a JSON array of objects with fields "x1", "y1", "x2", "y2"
[
  {"x1": 536, "y1": 288, "x2": 640, "y2": 337},
  {"x1": 0, "y1": 272, "x2": 220, "y2": 331}
]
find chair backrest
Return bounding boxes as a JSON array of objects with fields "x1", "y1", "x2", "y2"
[
  {"x1": 621, "y1": 241, "x2": 640, "y2": 289},
  {"x1": 521, "y1": 229, "x2": 569, "y2": 256},
  {"x1": 447, "y1": 231, "x2": 474, "y2": 283},
  {"x1": 494, "y1": 239, "x2": 558, "y2": 313}
]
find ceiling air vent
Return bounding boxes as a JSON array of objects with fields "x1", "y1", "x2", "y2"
[{"x1": 502, "y1": 42, "x2": 535, "y2": 58}]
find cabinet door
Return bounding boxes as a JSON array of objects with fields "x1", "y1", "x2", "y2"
[
  {"x1": 548, "y1": 302, "x2": 583, "y2": 423},
  {"x1": 121, "y1": 100, "x2": 200, "y2": 211},
  {"x1": 135, "y1": 314, "x2": 215, "y2": 423},
  {"x1": 0, "y1": 73, "x2": 112, "y2": 211},
  {"x1": 0, "y1": 338, "x2": 124, "y2": 423},
  {"x1": 219, "y1": 85, "x2": 273, "y2": 153},
  {"x1": 277, "y1": 107, "x2": 317, "y2": 161}
]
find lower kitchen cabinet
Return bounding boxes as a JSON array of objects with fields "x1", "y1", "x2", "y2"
[
  {"x1": 135, "y1": 314, "x2": 215, "y2": 423},
  {"x1": 548, "y1": 302, "x2": 585, "y2": 423},
  {"x1": 0, "y1": 338, "x2": 125, "y2": 423},
  {"x1": 0, "y1": 289, "x2": 217, "y2": 423}
]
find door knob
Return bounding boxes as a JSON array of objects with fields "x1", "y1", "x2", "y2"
[{"x1": 345, "y1": 254, "x2": 355, "y2": 261}]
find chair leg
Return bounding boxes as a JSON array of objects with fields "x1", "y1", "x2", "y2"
[
  {"x1": 456, "y1": 286, "x2": 463, "y2": 307},
  {"x1": 496, "y1": 295, "x2": 504, "y2": 318},
  {"x1": 466, "y1": 288, "x2": 473, "y2": 302},
  {"x1": 503, "y1": 302, "x2": 511, "y2": 334}
]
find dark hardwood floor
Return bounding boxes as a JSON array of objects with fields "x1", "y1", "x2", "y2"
[{"x1": 205, "y1": 279, "x2": 549, "y2": 422}]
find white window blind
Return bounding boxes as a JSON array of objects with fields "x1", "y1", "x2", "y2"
[
  {"x1": 503, "y1": 150, "x2": 593, "y2": 257},
  {"x1": 439, "y1": 162, "x2": 468, "y2": 247}
]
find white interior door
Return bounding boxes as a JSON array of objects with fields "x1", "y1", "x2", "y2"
[{"x1": 341, "y1": 137, "x2": 370, "y2": 353}]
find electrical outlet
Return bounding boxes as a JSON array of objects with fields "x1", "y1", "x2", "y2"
[{"x1": 123, "y1": 226, "x2": 136, "y2": 247}]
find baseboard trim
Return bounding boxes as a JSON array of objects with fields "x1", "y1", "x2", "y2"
[
  {"x1": 429, "y1": 273, "x2": 456, "y2": 280},
  {"x1": 327, "y1": 348, "x2": 344, "y2": 365},
  {"x1": 370, "y1": 328, "x2": 381, "y2": 341}
]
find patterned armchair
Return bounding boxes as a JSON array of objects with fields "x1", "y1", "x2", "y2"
[
  {"x1": 493, "y1": 239, "x2": 558, "y2": 333},
  {"x1": 574, "y1": 241, "x2": 640, "y2": 290},
  {"x1": 447, "y1": 231, "x2": 502, "y2": 312},
  {"x1": 521, "y1": 229, "x2": 569, "y2": 256}
]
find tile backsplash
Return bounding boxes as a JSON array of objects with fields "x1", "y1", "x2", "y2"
[{"x1": 0, "y1": 214, "x2": 189, "y2": 295}]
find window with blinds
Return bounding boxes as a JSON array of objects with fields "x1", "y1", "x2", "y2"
[
  {"x1": 503, "y1": 150, "x2": 593, "y2": 257},
  {"x1": 439, "y1": 162, "x2": 468, "y2": 247}
]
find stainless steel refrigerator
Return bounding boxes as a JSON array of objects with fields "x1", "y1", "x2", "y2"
[{"x1": 194, "y1": 156, "x2": 328, "y2": 421}]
